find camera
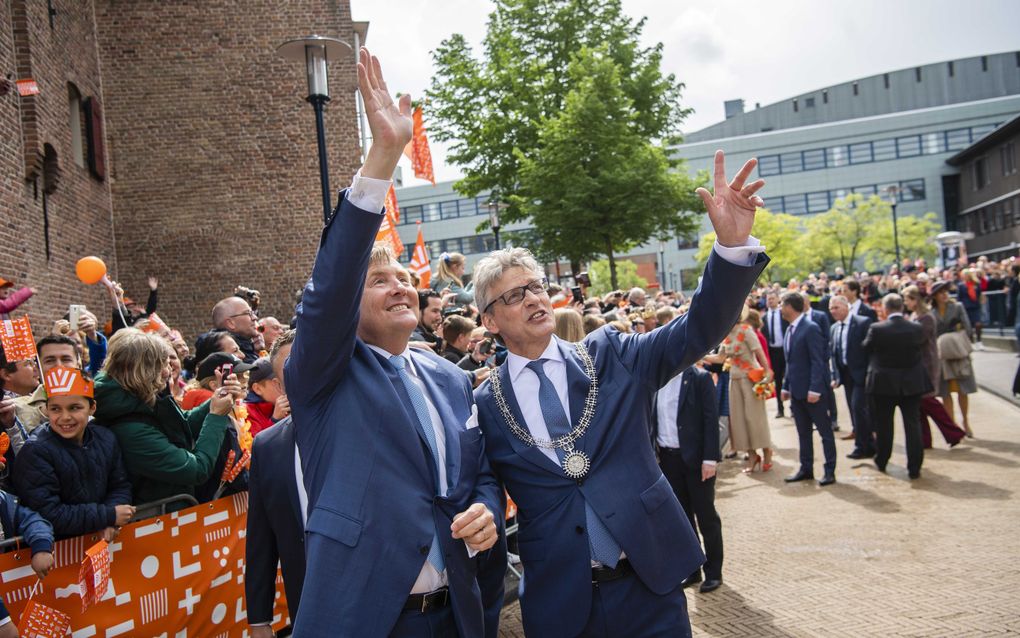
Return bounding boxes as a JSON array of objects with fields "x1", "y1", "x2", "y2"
[
  {"x1": 234, "y1": 286, "x2": 261, "y2": 313},
  {"x1": 575, "y1": 271, "x2": 591, "y2": 287}
]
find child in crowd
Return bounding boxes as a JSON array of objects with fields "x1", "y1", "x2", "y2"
[
  {"x1": 243, "y1": 357, "x2": 288, "y2": 437},
  {"x1": 13, "y1": 366, "x2": 135, "y2": 541},
  {"x1": 0, "y1": 488, "x2": 54, "y2": 635}
]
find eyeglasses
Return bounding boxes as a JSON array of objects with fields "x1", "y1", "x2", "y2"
[
  {"x1": 484, "y1": 278, "x2": 548, "y2": 313},
  {"x1": 229, "y1": 310, "x2": 257, "y2": 320}
]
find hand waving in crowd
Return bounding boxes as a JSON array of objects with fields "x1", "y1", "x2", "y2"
[{"x1": 696, "y1": 150, "x2": 766, "y2": 247}]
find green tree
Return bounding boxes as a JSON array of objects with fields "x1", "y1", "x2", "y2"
[
  {"x1": 861, "y1": 211, "x2": 941, "y2": 271},
  {"x1": 803, "y1": 194, "x2": 882, "y2": 273},
  {"x1": 511, "y1": 47, "x2": 703, "y2": 288},
  {"x1": 695, "y1": 208, "x2": 806, "y2": 283},
  {"x1": 588, "y1": 258, "x2": 648, "y2": 296},
  {"x1": 428, "y1": 0, "x2": 698, "y2": 287}
]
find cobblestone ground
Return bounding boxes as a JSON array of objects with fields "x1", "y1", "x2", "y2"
[{"x1": 499, "y1": 386, "x2": 1020, "y2": 637}]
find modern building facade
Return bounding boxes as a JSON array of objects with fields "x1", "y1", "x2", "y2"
[{"x1": 398, "y1": 52, "x2": 1020, "y2": 291}]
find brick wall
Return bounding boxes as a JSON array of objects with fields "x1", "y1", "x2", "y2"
[
  {"x1": 0, "y1": 0, "x2": 118, "y2": 337},
  {"x1": 94, "y1": 0, "x2": 363, "y2": 341}
]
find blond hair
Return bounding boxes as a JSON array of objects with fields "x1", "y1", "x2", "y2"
[
  {"x1": 902, "y1": 285, "x2": 931, "y2": 315},
  {"x1": 554, "y1": 308, "x2": 585, "y2": 342},
  {"x1": 436, "y1": 251, "x2": 466, "y2": 287},
  {"x1": 102, "y1": 328, "x2": 170, "y2": 406}
]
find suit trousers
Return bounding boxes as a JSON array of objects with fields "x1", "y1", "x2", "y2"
[
  {"x1": 790, "y1": 397, "x2": 836, "y2": 476},
  {"x1": 389, "y1": 604, "x2": 458, "y2": 638},
  {"x1": 768, "y1": 347, "x2": 786, "y2": 415},
  {"x1": 838, "y1": 365, "x2": 874, "y2": 454},
  {"x1": 580, "y1": 573, "x2": 691, "y2": 638},
  {"x1": 659, "y1": 449, "x2": 723, "y2": 580},
  {"x1": 919, "y1": 396, "x2": 966, "y2": 448},
  {"x1": 870, "y1": 394, "x2": 924, "y2": 475},
  {"x1": 825, "y1": 382, "x2": 838, "y2": 426}
]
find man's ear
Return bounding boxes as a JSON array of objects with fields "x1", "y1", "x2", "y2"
[{"x1": 480, "y1": 312, "x2": 499, "y2": 337}]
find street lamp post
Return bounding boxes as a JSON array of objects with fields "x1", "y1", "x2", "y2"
[
  {"x1": 658, "y1": 241, "x2": 666, "y2": 291},
  {"x1": 883, "y1": 184, "x2": 902, "y2": 268},
  {"x1": 277, "y1": 35, "x2": 352, "y2": 224},
  {"x1": 487, "y1": 198, "x2": 502, "y2": 250}
]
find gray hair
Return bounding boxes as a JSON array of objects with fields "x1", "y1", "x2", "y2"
[
  {"x1": 628, "y1": 287, "x2": 646, "y2": 302},
  {"x1": 828, "y1": 295, "x2": 849, "y2": 309},
  {"x1": 883, "y1": 293, "x2": 904, "y2": 313},
  {"x1": 473, "y1": 247, "x2": 543, "y2": 314}
]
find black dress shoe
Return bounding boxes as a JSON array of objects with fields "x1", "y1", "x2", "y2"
[
  {"x1": 784, "y1": 470, "x2": 814, "y2": 483},
  {"x1": 909, "y1": 471, "x2": 921, "y2": 480},
  {"x1": 846, "y1": 450, "x2": 875, "y2": 459},
  {"x1": 818, "y1": 474, "x2": 836, "y2": 486},
  {"x1": 699, "y1": 578, "x2": 722, "y2": 593},
  {"x1": 832, "y1": 423, "x2": 841, "y2": 432},
  {"x1": 681, "y1": 572, "x2": 702, "y2": 588},
  {"x1": 875, "y1": 463, "x2": 887, "y2": 473}
]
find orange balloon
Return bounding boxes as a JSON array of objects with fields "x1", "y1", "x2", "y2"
[{"x1": 76, "y1": 256, "x2": 107, "y2": 285}]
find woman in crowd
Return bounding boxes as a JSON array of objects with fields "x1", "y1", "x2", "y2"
[
  {"x1": 931, "y1": 281, "x2": 977, "y2": 437},
  {"x1": 440, "y1": 314, "x2": 476, "y2": 364},
  {"x1": 903, "y1": 285, "x2": 966, "y2": 449},
  {"x1": 957, "y1": 268, "x2": 985, "y2": 348},
  {"x1": 182, "y1": 329, "x2": 241, "y2": 380},
  {"x1": 554, "y1": 308, "x2": 585, "y2": 342},
  {"x1": 93, "y1": 329, "x2": 244, "y2": 507},
  {"x1": 430, "y1": 252, "x2": 474, "y2": 307}
]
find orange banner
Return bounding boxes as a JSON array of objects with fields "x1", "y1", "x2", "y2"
[
  {"x1": 408, "y1": 224, "x2": 432, "y2": 289},
  {"x1": 376, "y1": 187, "x2": 405, "y2": 257},
  {"x1": 0, "y1": 493, "x2": 289, "y2": 635},
  {"x1": 410, "y1": 107, "x2": 436, "y2": 185},
  {"x1": 0, "y1": 316, "x2": 37, "y2": 362}
]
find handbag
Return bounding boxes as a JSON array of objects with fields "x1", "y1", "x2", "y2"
[{"x1": 937, "y1": 329, "x2": 972, "y2": 361}]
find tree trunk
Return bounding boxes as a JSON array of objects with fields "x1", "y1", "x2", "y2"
[{"x1": 606, "y1": 238, "x2": 618, "y2": 291}]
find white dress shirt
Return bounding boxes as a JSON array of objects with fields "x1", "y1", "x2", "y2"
[
  {"x1": 655, "y1": 371, "x2": 683, "y2": 449},
  {"x1": 505, "y1": 338, "x2": 570, "y2": 466},
  {"x1": 767, "y1": 308, "x2": 783, "y2": 347},
  {"x1": 834, "y1": 319, "x2": 850, "y2": 366},
  {"x1": 849, "y1": 299, "x2": 863, "y2": 316}
]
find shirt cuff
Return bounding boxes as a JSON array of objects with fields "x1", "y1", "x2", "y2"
[
  {"x1": 249, "y1": 621, "x2": 271, "y2": 627},
  {"x1": 807, "y1": 391, "x2": 821, "y2": 399},
  {"x1": 702, "y1": 460, "x2": 718, "y2": 467},
  {"x1": 346, "y1": 172, "x2": 392, "y2": 214},
  {"x1": 712, "y1": 236, "x2": 765, "y2": 267}
]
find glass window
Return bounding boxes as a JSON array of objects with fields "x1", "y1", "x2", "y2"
[
  {"x1": 871, "y1": 138, "x2": 897, "y2": 161},
  {"x1": 971, "y1": 123, "x2": 997, "y2": 141},
  {"x1": 896, "y1": 135, "x2": 921, "y2": 158},
  {"x1": 440, "y1": 200, "x2": 459, "y2": 219},
  {"x1": 829, "y1": 188, "x2": 850, "y2": 204},
  {"x1": 899, "y1": 179, "x2": 925, "y2": 201},
  {"x1": 780, "y1": 152, "x2": 803, "y2": 173},
  {"x1": 946, "y1": 128, "x2": 971, "y2": 150},
  {"x1": 806, "y1": 191, "x2": 830, "y2": 213},
  {"x1": 826, "y1": 145, "x2": 848, "y2": 167},
  {"x1": 758, "y1": 155, "x2": 781, "y2": 176},
  {"x1": 805, "y1": 97, "x2": 815, "y2": 108},
  {"x1": 427, "y1": 240, "x2": 443, "y2": 256},
  {"x1": 422, "y1": 202, "x2": 441, "y2": 222},
  {"x1": 402, "y1": 205, "x2": 422, "y2": 225},
  {"x1": 973, "y1": 157, "x2": 989, "y2": 189},
  {"x1": 761, "y1": 196, "x2": 783, "y2": 211},
  {"x1": 458, "y1": 198, "x2": 478, "y2": 216},
  {"x1": 849, "y1": 142, "x2": 873, "y2": 164},
  {"x1": 923, "y1": 132, "x2": 946, "y2": 155},
  {"x1": 1001, "y1": 142, "x2": 1017, "y2": 175},
  {"x1": 1013, "y1": 196, "x2": 1020, "y2": 226},
  {"x1": 784, "y1": 194, "x2": 807, "y2": 216},
  {"x1": 802, "y1": 148, "x2": 826, "y2": 170},
  {"x1": 852, "y1": 184, "x2": 877, "y2": 197}
]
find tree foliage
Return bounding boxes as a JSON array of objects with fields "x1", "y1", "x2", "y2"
[
  {"x1": 696, "y1": 208, "x2": 807, "y2": 283},
  {"x1": 588, "y1": 258, "x2": 648, "y2": 296}
]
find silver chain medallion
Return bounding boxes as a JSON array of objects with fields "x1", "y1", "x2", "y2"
[{"x1": 491, "y1": 342, "x2": 598, "y2": 480}]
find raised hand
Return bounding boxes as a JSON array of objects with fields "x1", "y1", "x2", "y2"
[
  {"x1": 695, "y1": 150, "x2": 766, "y2": 247},
  {"x1": 357, "y1": 47, "x2": 413, "y2": 180},
  {"x1": 147, "y1": 276, "x2": 158, "y2": 290}
]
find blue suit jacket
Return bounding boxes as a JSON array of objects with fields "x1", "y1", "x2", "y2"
[
  {"x1": 782, "y1": 317, "x2": 829, "y2": 399},
  {"x1": 285, "y1": 194, "x2": 503, "y2": 638},
  {"x1": 829, "y1": 314, "x2": 872, "y2": 386},
  {"x1": 244, "y1": 417, "x2": 305, "y2": 626},
  {"x1": 652, "y1": 366, "x2": 720, "y2": 468},
  {"x1": 475, "y1": 250, "x2": 767, "y2": 638},
  {"x1": 809, "y1": 308, "x2": 832, "y2": 360}
]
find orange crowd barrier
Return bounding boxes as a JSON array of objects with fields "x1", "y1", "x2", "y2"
[{"x1": 0, "y1": 492, "x2": 289, "y2": 636}]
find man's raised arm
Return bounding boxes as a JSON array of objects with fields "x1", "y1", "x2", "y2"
[{"x1": 286, "y1": 48, "x2": 413, "y2": 405}]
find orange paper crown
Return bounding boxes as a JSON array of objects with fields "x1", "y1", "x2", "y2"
[{"x1": 43, "y1": 366, "x2": 94, "y2": 399}]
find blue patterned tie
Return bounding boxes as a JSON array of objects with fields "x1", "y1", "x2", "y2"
[
  {"x1": 526, "y1": 359, "x2": 621, "y2": 567},
  {"x1": 390, "y1": 355, "x2": 445, "y2": 573}
]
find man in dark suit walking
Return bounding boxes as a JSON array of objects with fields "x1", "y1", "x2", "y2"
[
  {"x1": 246, "y1": 330, "x2": 306, "y2": 636},
  {"x1": 761, "y1": 291, "x2": 788, "y2": 418},
  {"x1": 828, "y1": 296, "x2": 874, "y2": 459},
  {"x1": 802, "y1": 292, "x2": 838, "y2": 432},
  {"x1": 842, "y1": 279, "x2": 879, "y2": 321},
  {"x1": 862, "y1": 294, "x2": 932, "y2": 479},
  {"x1": 654, "y1": 366, "x2": 723, "y2": 594},
  {"x1": 781, "y1": 292, "x2": 836, "y2": 486}
]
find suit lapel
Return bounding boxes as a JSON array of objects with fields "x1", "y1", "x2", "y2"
[
  {"x1": 412, "y1": 351, "x2": 463, "y2": 490},
  {"x1": 556, "y1": 338, "x2": 590, "y2": 453},
  {"x1": 495, "y1": 363, "x2": 564, "y2": 477},
  {"x1": 674, "y1": 373, "x2": 691, "y2": 432}
]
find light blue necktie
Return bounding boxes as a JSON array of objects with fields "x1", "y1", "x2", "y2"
[
  {"x1": 526, "y1": 359, "x2": 622, "y2": 567},
  {"x1": 390, "y1": 355, "x2": 445, "y2": 573}
]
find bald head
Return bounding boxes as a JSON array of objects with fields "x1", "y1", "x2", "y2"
[{"x1": 212, "y1": 296, "x2": 258, "y2": 338}]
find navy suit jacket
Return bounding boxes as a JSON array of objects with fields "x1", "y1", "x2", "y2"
[
  {"x1": 809, "y1": 308, "x2": 832, "y2": 359},
  {"x1": 652, "y1": 366, "x2": 720, "y2": 468},
  {"x1": 475, "y1": 250, "x2": 767, "y2": 638},
  {"x1": 854, "y1": 302, "x2": 879, "y2": 321},
  {"x1": 782, "y1": 316, "x2": 829, "y2": 399},
  {"x1": 829, "y1": 314, "x2": 872, "y2": 386},
  {"x1": 286, "y1": 194, "x2": 503, "y2": 638},
  {"x1": 244, "y1": 417, "x2": 305, "y2": 627}
]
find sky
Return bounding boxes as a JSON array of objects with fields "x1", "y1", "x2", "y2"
[{"x1": 350, "y1": 0, "x2": 1020, "y2": 185}]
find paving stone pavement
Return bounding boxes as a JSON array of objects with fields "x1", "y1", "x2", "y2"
[{"x1": 498, "y1": 372, "x2": 1020, "y2": 637}]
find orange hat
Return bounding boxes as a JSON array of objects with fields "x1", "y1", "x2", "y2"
[
  {"x1": 0, "y1": 277, "x2": 13, "y2": 289},
  {"x1": 122, "y1": 296, "x2": 136, "y2": 305},
  {"x1": 43, "y1": 366, "x2": 95, "y2": 399}
]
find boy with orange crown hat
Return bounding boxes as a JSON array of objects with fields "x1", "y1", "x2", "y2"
[{"x1": 13, "y1": 366, "x2": 134, "y2": 542}]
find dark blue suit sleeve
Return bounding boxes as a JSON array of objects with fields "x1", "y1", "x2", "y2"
[
  {"x1": 286, "y1": 192, "x2": 385, "y2": 406},
  {"x1": 698, "y1": 371, "x2": 721, "y2": 463},
  {"x1": 613, "y1": 251, "x2": 768, "y2": 389},
  {"x1": 244, "y1": 440, "x2": 279, "y2": 625},
  {"x1": 806, "y1": 322, "x2": 826, "y2": 395}
]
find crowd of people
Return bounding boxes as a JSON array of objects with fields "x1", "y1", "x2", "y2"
[{"x1": 0, "y1": 46, "x2": 1017, "y2": 637}]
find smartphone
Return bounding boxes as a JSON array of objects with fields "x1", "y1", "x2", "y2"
[
  {"x1": 220, "y1": 363, "x2": 233, "y2": 381},
  {"x1": 69, "y1": 304, "x2": 86, "y2": 332},
  {"x1": 576, "y1": 272, "x2": 591, "y2": 287},
  {"x1": 479, "y1": 338, "x2": 493, "y2": 355},
  {"x1": 571, "y1": 286, "x2": 584, "y2": 304}
]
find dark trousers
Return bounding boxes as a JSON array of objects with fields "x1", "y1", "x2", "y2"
[
  {"x1": 768, "y1": 347, "x2": 786, "y2": 414},
  {"x1": 659, "y1": 449, "x2": 722, "y2": 580},
  {"x1": 919, "y1": 396, "x2": 966, "y2": 448},
  {"x1": 838, "y1": 366, "x2": 874, "y2": 454},
  {"x1": 824, "y1": 368, "x2": 838, "y2": 425},
  {"x1": 790, "y1": 397, "x2": 836, "y2": 476},
  {"x1": 870, "y1": 393, "x2": 924, "y2": 476},
  {"x1": 389, "y1": 604, "x2": 458, "y2": 637},
  {"x1": 580, "y1": 573, "x2": 691, "y2": 637}
]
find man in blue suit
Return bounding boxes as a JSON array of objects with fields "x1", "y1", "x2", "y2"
[
  {"x1": 653, "y1": 365, "x2": 723, "y2": 594},
  {"x1": 781, "y1": 292, "x2": 837, "y2": 486},
  {"x1": 246, "y1": 330, "x2": 306, "y2": 637},
  {"x1": 472, "y1": 150, "x2": 769, "y2": 638},
  {"x1": 828, "y1": 296, "x2": 875, "y2": 459},
  {"x1": 286, "y1": 48, "x2": 503, "y2": 637},
  {"x1": 803, "y1": 291, "x2": 839, "y2": 432}
]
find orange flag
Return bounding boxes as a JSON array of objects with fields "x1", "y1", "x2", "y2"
[
  {"x1": 0, "y1": 316, "x2": 37, "y2": 362},
  {"x1": 408, "y1": 224, "x2": 432, "y2": 289},
  {"x1": 79, "y1": 540, "x2": 111, "y2": 612},
  {"x1": 376, "y1": 186, "x2": 404, "y2": 256},
  {"x1": 385, "y1": 184, "x2": 401, "y2": 224},
  {"x1": 410, "y1": 107, "x2": 435, "y2": 184}
]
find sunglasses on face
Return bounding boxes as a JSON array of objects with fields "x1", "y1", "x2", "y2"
[{"x1": 484, "y1": 278, "x2": 548, "y2": 314}]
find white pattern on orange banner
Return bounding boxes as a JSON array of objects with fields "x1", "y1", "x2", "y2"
[{"x1": 408, "y1": 223, "x2": 432, "y2": 289}]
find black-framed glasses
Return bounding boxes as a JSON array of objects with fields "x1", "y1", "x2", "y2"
[
  {"x1": 229, "y1": 309, "x2": 257, "y2": 320},
  {"x1": 484, "y1": 278, "x2": 548, "y2": 313}
]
